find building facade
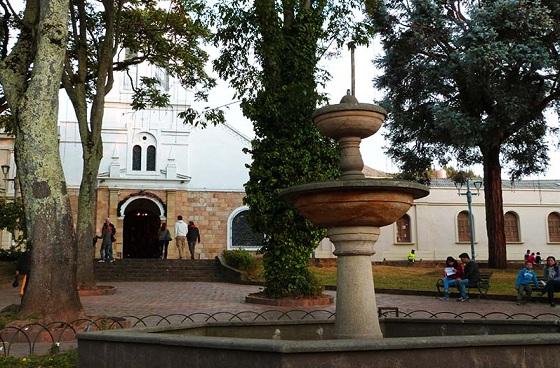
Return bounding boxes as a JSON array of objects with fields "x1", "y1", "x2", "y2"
[
  {"x1": 313, "y1": 179, "x2": 560, "y2": 261},
  {"x1": 56, "y1": 60, "x2": 253, "y2": 260}
]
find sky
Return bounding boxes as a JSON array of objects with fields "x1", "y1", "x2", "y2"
[{"x1": 203, "y1": 40, "x2": 560, "y2": 180}]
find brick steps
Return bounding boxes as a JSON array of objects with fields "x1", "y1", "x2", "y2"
[{"x1": 94, "y1": 259, "x2": 223, "y2": 282}]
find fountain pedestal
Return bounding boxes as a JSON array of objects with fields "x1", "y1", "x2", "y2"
[{"x1": 329, "y1": 226, "x2": 381, "y2": 339}]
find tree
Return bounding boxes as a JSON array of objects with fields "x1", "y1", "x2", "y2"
[
  {"x1": 62, "y1": 0, "x2": 218, "y2": 288},
  {"x1": 372, "y1": 0, "x2": 560, "y2": 268},
  {"x1": 0, "y1": 199, "x2": 27, "y2": 246},
  {"x1": 0, "y1": 0, "x2": 83, "y2": 318},
  {"x1": 214, "y1": 0, "x2": 372, "y2": 296}
]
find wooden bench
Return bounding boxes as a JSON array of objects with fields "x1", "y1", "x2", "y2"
[{"x1": 436, "y1": 271, "x2": 493, "y2": 299}]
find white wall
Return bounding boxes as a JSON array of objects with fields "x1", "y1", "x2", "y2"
[{"x1": 315, "y1": 185, "x2": 560, "y2": 262}]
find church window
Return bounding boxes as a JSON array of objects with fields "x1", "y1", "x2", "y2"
[
  {"x1": 549, "y1": 212, "x2": 560, "y2": 242},
  {"x1": 457, "y1": 211, "x2": 472, "y2": 242},
  {"x1": 230, "y1": 209, "x2": 264, "y2": 249},
  {"x1": 146, "y1": 145, "x2": 156, "y2": 171},
  {"x1": 132, "y1": 145, "x2": 142, "y2": 171},
  {"x1": 504, "y1": 211, "x2": 520, "y2": 243},
  {"x1": 155, "y1": 68, "x2": 169, "y2": 91},
  {"x1": 396, "y1": 214, "x2": 411, "y2": 243}
]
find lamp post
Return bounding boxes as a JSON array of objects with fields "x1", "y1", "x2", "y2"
[
  {"x1": 455, "y1": 179, "x2": 483, "y2": 261},
  {"x1": 1, "y1": 164, "x2": 9, "y2": 199}
]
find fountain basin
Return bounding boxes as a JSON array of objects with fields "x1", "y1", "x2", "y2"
[
  {"x1": 312, "y1": 103, "x2": 386, "y2": 139},
  {"x1": 78, "y1": 318, "x2": 560, "y2": 368},
  {"x1": 280, "y1": 179, "x2": 429, "y2": 227}
]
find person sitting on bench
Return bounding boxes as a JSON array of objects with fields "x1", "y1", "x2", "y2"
[{"x1": 456, "y1": 253, "x2": 480, "y2": 302}]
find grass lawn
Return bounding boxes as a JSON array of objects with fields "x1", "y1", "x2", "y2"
[{"x1": 310, "y1": 264, "x2": 521, "y2": 296}]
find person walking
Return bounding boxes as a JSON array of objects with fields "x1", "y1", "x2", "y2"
[
  {"x1": 187, "y1": 221, "x2": 201, "y2": 260},
  {"x1": 99, "y1": 218, "x2": 116, "y2": 262},
  {"x1": 13, "y1": 250, "x2": 31, "y2": 300},
  {"x1": 174, "y1": 215, "x2": 188, "y2": 259},
  {"x1": 159, "y1": 222, "x2": 172, "y2": 259},
  {"x1": 514, "y1": 260, "x2": 539, "y2": 305},
  {"x1": 456, "y1": 252, "x2": 480, "y2": 302}
]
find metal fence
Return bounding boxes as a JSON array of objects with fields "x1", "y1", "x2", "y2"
[{"x1": 2, "y1": 308, "x2": 560, "y2": 357}]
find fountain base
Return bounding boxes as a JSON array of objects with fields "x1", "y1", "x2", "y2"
[{"x1": 78, "y1": 318, "x2": 560, "y2": 368}]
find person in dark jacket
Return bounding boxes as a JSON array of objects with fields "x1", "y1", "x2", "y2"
[
  {"x1": 542, "y1": 256, "x2": 560, "y2": 307},
  {"x1": 186, "y1": 221, "x2": 201, "y2": 260},
  {"x1": 456, "y1": 252, "x2": 480, "y2": 302},
  {"x1": 158, "y1": 222, "x2": 172, "y2": 260},
  {"x1": 13, "y1": 250, "x2": 31, "y2": 299},
  {"x1": 99, "y1": 218, "x2": 116, "y2": 262}
]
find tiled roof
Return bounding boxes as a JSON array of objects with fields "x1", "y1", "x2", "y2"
[{"x1": 429, "y1": 178, "x2": 560, "y2": 190}]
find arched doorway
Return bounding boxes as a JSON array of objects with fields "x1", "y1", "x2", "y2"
[{"x1": 122, "y1": 198, "x2": 162, "y2": 258}]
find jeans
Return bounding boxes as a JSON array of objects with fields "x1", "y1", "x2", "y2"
[
  {"x1": 104, "y1": 242, "x2": 113, "y2": 261},
  {"x1": 516, "y1": 284, "x2": 533, "y2": 302},
  {"x1": 544, "y1": 280, "x2": 560, "y2": 304},
  {"x1": 443, "y1": 278, "x2": 457, "y2": 296},
  {"x1": 188, "y1": 240, "x2": 196, "y2": 260},
  {"x1": 457, "y1": 279, "x2": 470, "y2": 299},
  {"x1": 160, "y1": 240, "x2": 169, "y2": 259}
]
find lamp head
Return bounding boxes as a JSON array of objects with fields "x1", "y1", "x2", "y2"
[
  {"x1": 1, "y1": 164, "x2": 9, "y2": 177},
  {"x1": 454, "y1": 181, "x2": 463, "y2": 195}
]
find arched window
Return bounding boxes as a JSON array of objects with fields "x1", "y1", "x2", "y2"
[
  {"x1": 457, "y1": 211, "x2": 471, "y2": 242},
  {"x1": 132, "y1": 145, "x2": 142, "y2": 171},
  {"x1": 229, "y1": 208, "x2": 264, "y2": 249},
  {"x1": 549, "y1": 212, "x2": 560, "y2": 242},
  {"x1": 396, "y1": 214, "x2": 411, "y2": 243},
  {"x1": 504, "y1": 211, "x2": 520, "y2": 243},
  {"x1": 146, "y1": 145, "x2": 156, "y2": 171}
]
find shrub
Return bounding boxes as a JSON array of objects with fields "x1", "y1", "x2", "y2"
[
  {"x1": 0, "y1": 350, "x2": 78, "y2": 367},
  {"x1": 0, "y1": 247, "x2": 24, "y2": 262},
  {"x1": 223, "y1": 249, "x2": 257, "y2": 273}
]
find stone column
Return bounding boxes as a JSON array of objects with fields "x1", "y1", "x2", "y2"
[
  {"x1": 328, "y1": 226, "x2": 382, "y2": 339},
  {"x1": 109, "y1": 189, "x2": 121, "y2": 258},
  {"x1": 166, "y1": 190, "x2": 177, "y2": 259}
]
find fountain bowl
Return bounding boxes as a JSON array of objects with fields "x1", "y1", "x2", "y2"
[
  {"x1": 311, "y1": 103, "x2": 386, "y2": 139},
  {"x1": 280, "y1": 178, "x2": 429, "y2": 227}
]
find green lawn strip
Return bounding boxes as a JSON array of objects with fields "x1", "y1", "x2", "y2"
[
  {"x1": 0, "y1": 350, "x2": 77, "y2": 368},
  {"x1": 310, "y1": 265, "x2": 521, "y2": 296}
]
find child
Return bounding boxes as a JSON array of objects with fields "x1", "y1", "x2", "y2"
[
  {"x1": 407, "y1": 249, "x2": 416, "y2": 265},
  {"x1": 515, "y1": 261, "x2": 539, "y2": 305},
  {"x1": 535, "y1": 252, "x2": 542, "y2": 265},
  {"x1": 440, "y1": 256, "x2": 462, "y2": 301}
]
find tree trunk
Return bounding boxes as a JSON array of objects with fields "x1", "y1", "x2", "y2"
[
  {"x1": 76, "y1": 145, "x2": 102, "y2": 288},
  {"x1": 482, "y1": 145, "x2": 507, "y2": 269},
  {"x1": 13, "y1": 0, "x2": 82, "y2": 320}
]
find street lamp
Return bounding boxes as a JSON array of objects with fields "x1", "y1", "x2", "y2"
[
  {"x1": 1, "y1": 164, "x2": 8, "y2": 198},
  {"x1": 455, "y1": 179, "x2": 483, "y2": 261}
]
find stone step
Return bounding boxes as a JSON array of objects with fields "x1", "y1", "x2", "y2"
[{"x1": 94, "y1": 259, "x2": 223, "y2": 282}]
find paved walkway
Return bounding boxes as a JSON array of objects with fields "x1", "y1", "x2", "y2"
[{"x1": 1, "y1": 282, "x2": 559, "y2": 318}]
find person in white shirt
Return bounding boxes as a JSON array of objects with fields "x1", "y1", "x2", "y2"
[{"x1": 174, "y1": 215, "x2": 188, "y2": 259}]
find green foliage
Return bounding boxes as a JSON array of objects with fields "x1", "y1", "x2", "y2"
[
  {"x1": 374, "y1": 0, "x2": 559, "y2": 179},
  {"x1": 0, "y1": 350, "x2": 78, "y2": 368},
  {"x1": 0, "y1": 200, "x2": 26, "y2": 247},
  {"x1": 223, "y1": 249, "x2": 257, "y2": 272},
  {"x1": 214, "y1": 0, "x2": 373, "y2": 297},
  {"x1": 372, "y1": 0, "x2": 560, "y2": 267}
]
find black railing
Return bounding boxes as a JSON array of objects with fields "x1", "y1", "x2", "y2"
[{"x1": 2, "y1": 308, "x2": 560, "y2": 357}]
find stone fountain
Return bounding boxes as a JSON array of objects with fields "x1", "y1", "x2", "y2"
[
  {"x1": 78, "y1": 95, "x2": 560, "y2": 368},
  {"x1": 280, "y1": 92, "x2": 428, "y2": 339}
]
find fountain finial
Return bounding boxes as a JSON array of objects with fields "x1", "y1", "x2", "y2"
[{"x1": 340, "y1": 91, "x2": 358, "y2": 104}]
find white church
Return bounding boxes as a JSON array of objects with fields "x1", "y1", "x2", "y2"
[{"x1": 1, "y1": 57, "x2": 559, "y2": 261}]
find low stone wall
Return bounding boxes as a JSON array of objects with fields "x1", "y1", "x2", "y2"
[{"x1": 78, "y1": 319, "x2": 560, "y2": 368}]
